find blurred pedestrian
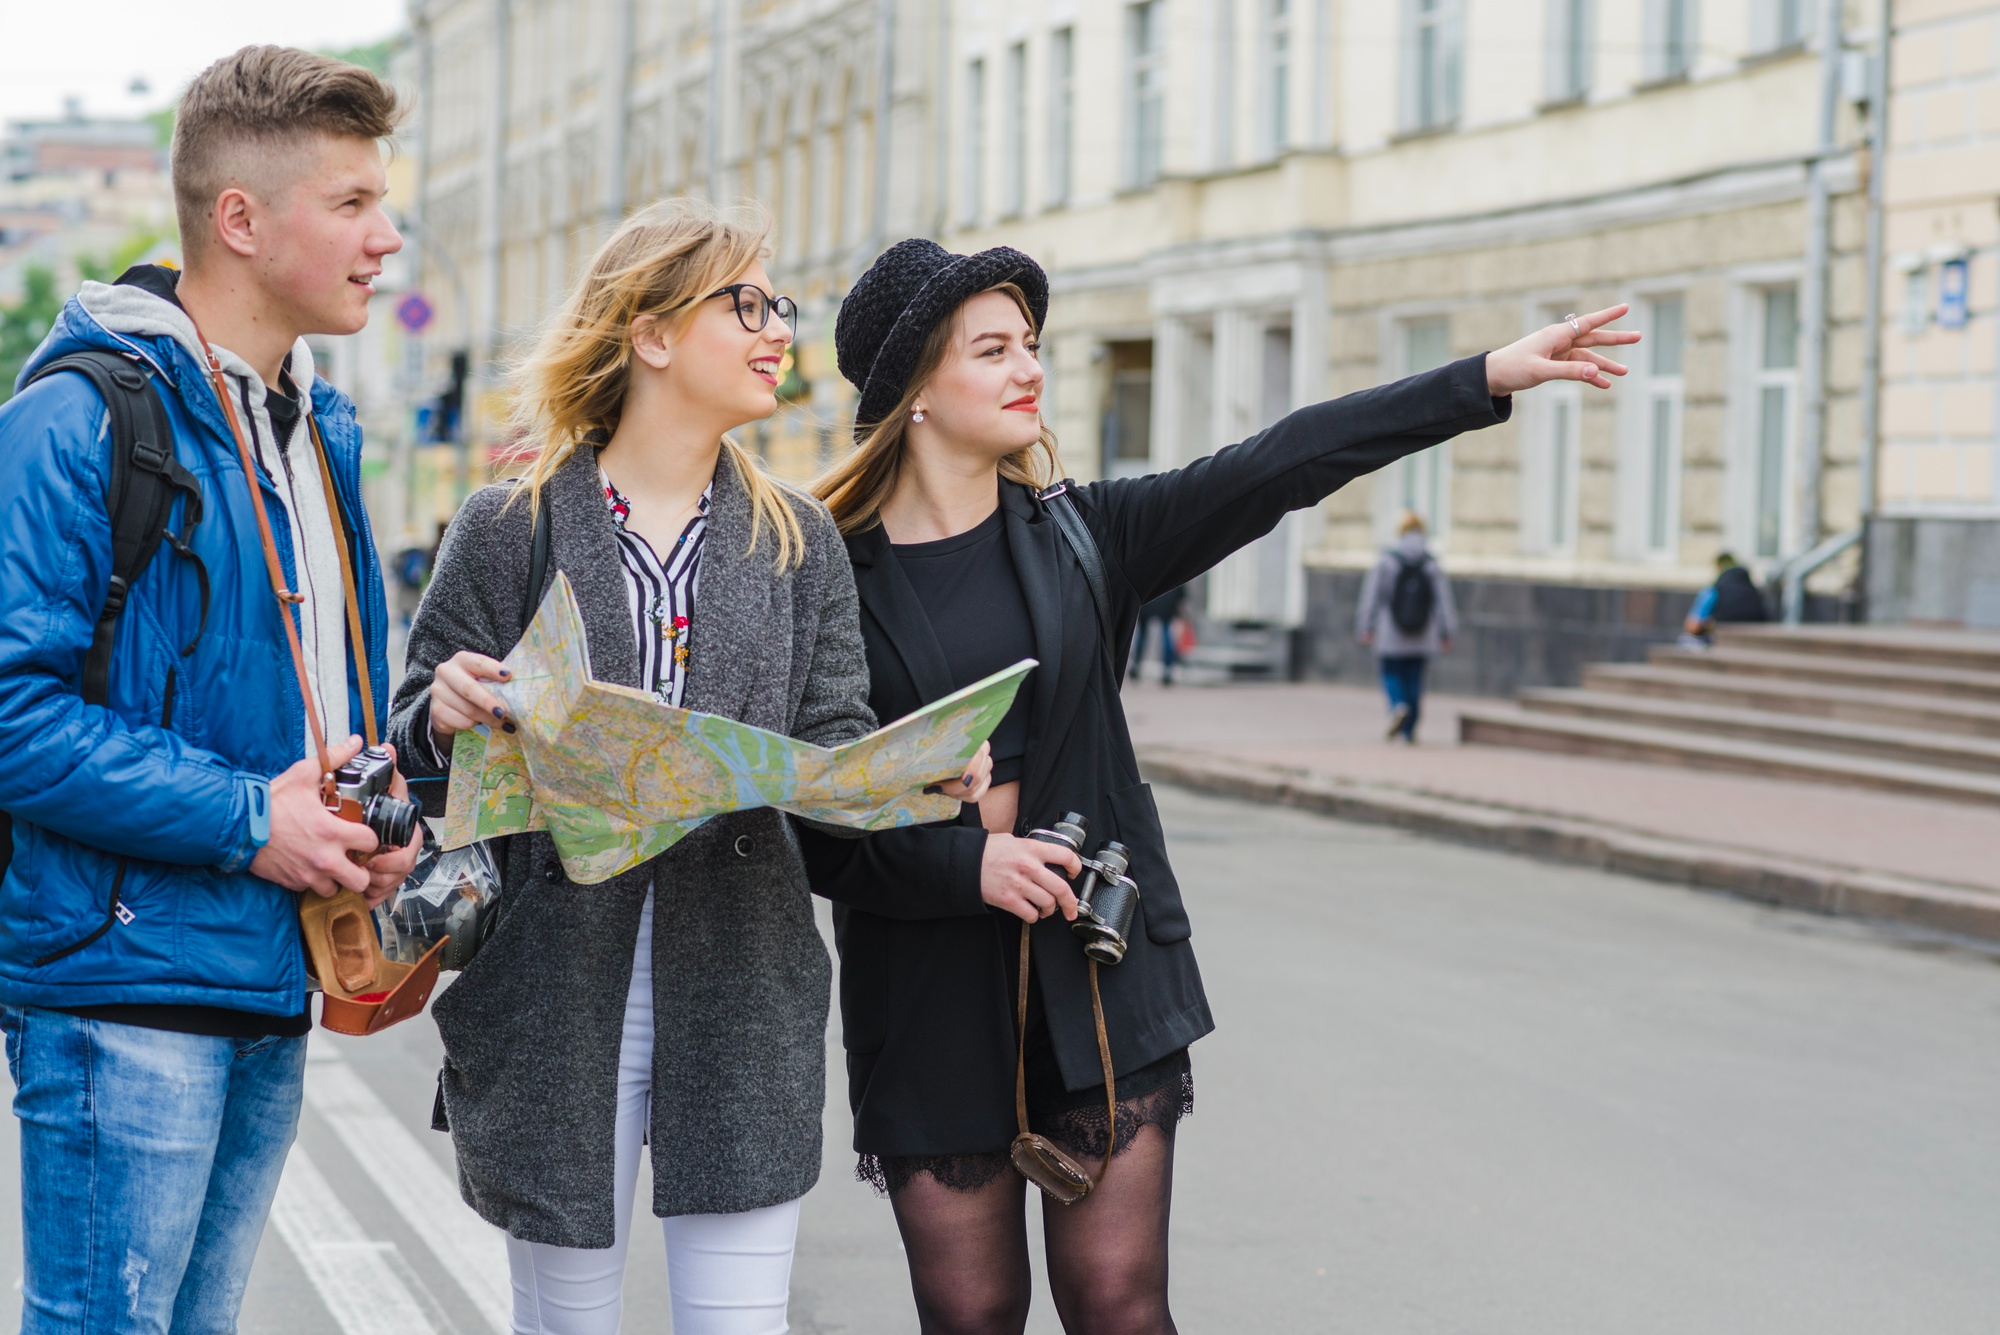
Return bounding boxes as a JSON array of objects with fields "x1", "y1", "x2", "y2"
[
  {"x1": 1680, "y1": 550, "x2": 1768, "y2": 649},
  {"x1": 1357, "y1": 511, "x2": 1457, "y2": 742},
  {"x1": 1133, "y1": 584, "x2": 1187, "y2": 684}
]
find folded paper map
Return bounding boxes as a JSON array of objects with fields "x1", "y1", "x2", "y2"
[{"x1": 438, "y1": 572, "x2": 1033, "y2": 884}]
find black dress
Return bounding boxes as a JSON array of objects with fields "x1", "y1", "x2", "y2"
[
  {"x1": 861, "y1": 507, "x2": 1193, "y2": 1191},
  {"x1": 801, "y1": 354, "x2": 1510, "y2": 1190}
]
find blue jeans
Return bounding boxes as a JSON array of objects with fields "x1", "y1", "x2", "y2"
[
  {"x1": 1, "y1": 1006, "x2": 307, "y2": 1334},
  {"x1": 1134, "y1": 614, "x2": 1179, "y2": 677},
  {"x1": 1378, "y1": 654, "x2": 1429, "y2": 739}
]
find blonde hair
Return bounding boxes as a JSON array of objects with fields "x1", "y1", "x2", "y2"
[
  {"x1": 1397, "y1": 510, "x2": 1427, "y2": 536},
  {"x1": 814, "y1": 283, "x2": 1060, "y2": 535},
  {"x1": 172, "y1": 46, "x2": 404, "y2": 264},
  {"x1": 508, "y1": 198, "x2": 806, "y2": 569}
]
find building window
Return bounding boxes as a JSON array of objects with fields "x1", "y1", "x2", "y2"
[
  {"x1": 1526, "y1": 307, "x2": 1582, "y2": 554},
  {"x1": 1048, "y1": 27, "x2": 1074, "y2": 206},
  {"x1": 1396, "y1": 319, "x2": 1453, "y2": 531},
  {"x1": 1403, "y1": 0, "x2": 1463, "y2": 133},
  {"x1": 1001, "y1": 43, "x2": 1026, "y2": 217},
  {"x1": 1753, "y1": 286, "x2": 1799, "y2": 559},
  {"x1": 1127, "y1": 1, "x2": 1166, "y2": 186},
  {"x1": 1262, "y1": 0, "x2": 1293, "y2": 156},
  {"x1": 1546, "y1": 0, "x2": 1594, "y2": 104},
  {"x1": 1752, "y1": 0, "x2": 1814, "y2": 52},
  {"x1": 963, "y1": 58, "x2": 986, "y2": 222},
  {"x1": 1102, "y1": 341, "x2": 1155, "y2": 480},
  {"x1": 1643, "y1": 0, "x2": 1696, "y2": 82},
  {"x1": 1644, "y1": 296, "x2": 1685, "y2": 555},
  {"x1": 1208, "y1": 0, "x2": 1236, "y2": 168}
]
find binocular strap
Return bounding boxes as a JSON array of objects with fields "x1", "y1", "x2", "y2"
[{"x1": 1012, "y1": 920, "x2": 1119, "y2": 1200}]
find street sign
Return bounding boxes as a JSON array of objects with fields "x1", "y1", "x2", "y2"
[
  {"x1": 1938, "y1": 259, "x2": 1969, "y2": 330},
  {"x1": 396, "y1": 292, "x2": 435, "y2": 334}
]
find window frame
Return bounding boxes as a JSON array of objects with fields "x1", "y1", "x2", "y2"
[
  {"x1": 1544, "y1": 0, "x2": 1595, "y2": 106},
  {"x1": 962, "y1": 57, "x2": 987, "y2": 223},
  {"x1": 1748, "y1": 284, "x2": 1800, "y2": 560},
  {"x1": 1048, "y1": 26, "x2": 1075, "y2": 207},
  {"x1": 1261, "y1": 0, "x2": 1294, "y2": 158},
  {"x1": 1125, "y1": 0, "x2": 1167, "y2": 188},
  {"x1": 1640, "y1": 294, "x2": 1686, "y2": 559},
  {"x1": 1000, "y1": 42, "x2": 1027, "y2": 218},
  {"x1": 1641, "y1": 0, "x2": 1698, "y2": 84},
  {"x1": 1393, "y1": 316, "x2": 1455, "y2": 540},
  {"x1": 1401, "y1": 0, "x2": 1464, "y2": 134}
]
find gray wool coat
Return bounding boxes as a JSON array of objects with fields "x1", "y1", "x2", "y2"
[{"x1": 387, "y1": 444, "x2": 875, "y2": 1249}]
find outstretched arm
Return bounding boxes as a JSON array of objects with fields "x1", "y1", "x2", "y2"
[{"x1": 1087, "y1": 306, "x2": 1638, "y2": 605}]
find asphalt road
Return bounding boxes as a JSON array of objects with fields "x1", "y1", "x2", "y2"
[{"x1": 6, "y1": 784, "x2": 2000, "y2": 1332}]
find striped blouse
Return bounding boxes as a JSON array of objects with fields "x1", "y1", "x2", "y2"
[{"x1": 602, "y1": 470, "x2": 711, "y2": 709}]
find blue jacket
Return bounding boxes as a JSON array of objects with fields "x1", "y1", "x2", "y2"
[{"x1": 0, "y1": 280, "x2": 390, "y2": 1015}]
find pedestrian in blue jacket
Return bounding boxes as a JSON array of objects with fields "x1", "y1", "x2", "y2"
[{"x1": 0, "y1": 47, "x2": 421, "y2": 1332}]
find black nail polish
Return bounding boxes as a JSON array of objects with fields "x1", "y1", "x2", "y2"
[
  {"x1": 492, "y1": 706, "x2": 505, "y2": 719},
  {"x1": 502, "y1": 721, "x2": 517, "y2": 734},
  {"x1": 922, "y1": 783, "x2": 942, "y2": 795}
]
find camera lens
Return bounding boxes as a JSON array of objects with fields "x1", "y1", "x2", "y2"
[{"x1": 364, "y1": 794, "x2": 421, "y2": 850}]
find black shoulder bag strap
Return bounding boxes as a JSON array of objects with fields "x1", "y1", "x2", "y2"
[
  {"x1": 1035, "y1": 480, "x2": 1123, "y2": 677},
  {"x1": 22, "y1": 349, "x2": 208, "y2": 968},
  {"x1": 522, "y1": 483, "x2": 552, "y2": 628}
]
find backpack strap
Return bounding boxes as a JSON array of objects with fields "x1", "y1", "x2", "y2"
[
  {"x1": 26, "y1": 350, "x2": 207, "y2": 707},
  {"x1": 1034, "y1": 480, "x2": 1124, "y2": 678}
]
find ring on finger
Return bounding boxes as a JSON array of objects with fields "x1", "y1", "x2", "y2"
[{"x1": 1564, "y1": 313, "x2": 1581, "y2": 337}]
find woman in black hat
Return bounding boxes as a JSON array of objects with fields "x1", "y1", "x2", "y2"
[{"x1": 805, "y1": 239, "x2": 1636, "y2": 1335}]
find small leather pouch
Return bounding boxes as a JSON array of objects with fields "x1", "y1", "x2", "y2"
[
  {"x1": 1010, "y1": 922, "x2": 1117, "y2": 1205},
  {"x1": 299, "y1": 889, "x2": 447, "y2": 1036}
]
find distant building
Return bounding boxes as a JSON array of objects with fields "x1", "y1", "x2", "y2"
[
  {"x1": 0, "y1": 100, "x2": 174, "y2": 306},
  {"x1": 405, "y1": 2, "x2": 1989, "y2": 680},
  {"x1": 1869, "y1": 0, "x2": 2000, "y2": 626}
]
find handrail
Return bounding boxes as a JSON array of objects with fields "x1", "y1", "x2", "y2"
[{"x1": 1774, "y1": 525, "x2": 1863, "y2": 624}]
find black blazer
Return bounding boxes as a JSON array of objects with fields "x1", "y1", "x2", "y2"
[{"x1": 802, "y1": 354, "x2": 1510, "y2": 1158}]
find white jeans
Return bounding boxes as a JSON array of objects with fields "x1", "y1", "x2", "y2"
[{"x1": 507, "y1": 889, "x2": 802, "y2": 1334}]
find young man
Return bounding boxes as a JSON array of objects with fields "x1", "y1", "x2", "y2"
[{"x1": 0, "y1": 46, "x2": 422, "y2": 1331}]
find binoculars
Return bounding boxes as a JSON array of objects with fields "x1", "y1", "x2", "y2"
[{"x1": 1026, "y1": 812, "x2": 1140, "y2": 965}]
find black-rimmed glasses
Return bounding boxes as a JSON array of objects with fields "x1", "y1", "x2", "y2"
[{"x1": 710, "y1": 284, "x2": 798, "y2": 333}]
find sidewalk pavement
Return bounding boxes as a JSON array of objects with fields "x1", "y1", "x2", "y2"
[{"x1": 1123, "y1": 677, "x2": 2000, "y2": 944}]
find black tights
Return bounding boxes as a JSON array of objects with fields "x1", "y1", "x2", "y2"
[{"x1": 885, "y1": 1124, "x2": 1178, "y2": 1335}]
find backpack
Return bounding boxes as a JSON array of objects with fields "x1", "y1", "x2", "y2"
[
  {"x1": 2, "y1": 351, "x2": 206, "y2": 895},
  {"x1": 1711, "y1": 565, "x2": 1770, "y2": 624},
  {"x1": 1387, "y1": 553, "x2": 1435, "y2": 635}
]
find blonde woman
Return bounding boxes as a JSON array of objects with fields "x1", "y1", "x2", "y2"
[{"x1": 387, "y1": 202, "x2": 989, "y2": 1335}]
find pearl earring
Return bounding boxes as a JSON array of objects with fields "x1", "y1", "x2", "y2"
[{"x1": 911, "y1": 408, "x2": 926, "y2": 423}]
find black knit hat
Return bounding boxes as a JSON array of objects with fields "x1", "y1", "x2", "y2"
[{"x1": 835, "y1": 238, "x2": 1050, "y2": 428}]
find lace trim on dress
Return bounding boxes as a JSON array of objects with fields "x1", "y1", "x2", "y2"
[{"x1": 855, "y1": 1068, "x2": 1196, "y2": 1197}]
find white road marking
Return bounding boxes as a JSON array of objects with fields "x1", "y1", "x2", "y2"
[
  {"x1": 304, "y1": 1043, "x2": 514, "y2": 1333},
  {"x1": 270, "y1": 1145, "x2": 439, "y2": 1335}
]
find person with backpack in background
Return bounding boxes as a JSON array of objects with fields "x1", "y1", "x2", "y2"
[
  {"x1": 1679, "y1": 550, "x2": 1769, "y2": 649},
  {"x1": 1357, "y1": 511, "x2": 1457, "y2": 743},
  {"x1": 1132, "y1": 583, "x2": 1188, "y2": 685},
  {"x1": 0, "y1": 47, "x2": 421, "y2": 1332}
]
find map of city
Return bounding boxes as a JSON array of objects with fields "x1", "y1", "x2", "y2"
[{"x1": 437, "y1": 572, "x2": 1033, "y2": 883}]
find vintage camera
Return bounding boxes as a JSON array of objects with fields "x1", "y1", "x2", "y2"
[
  {"x1": 327, "y1": 744, "x2": 420, "y2": 852},
  {"x1": 1025, "y1": 813, "x2": 1141, "y2": 966}
]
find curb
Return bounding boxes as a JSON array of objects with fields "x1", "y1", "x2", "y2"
[{"x1": 1136, "y1": 746, "x2": 2000, "y2": 946}]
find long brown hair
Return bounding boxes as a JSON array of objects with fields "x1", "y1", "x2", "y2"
[
  {"x1": 507, "y1": 198, "x2": 806, "y2": 568},
  {"x1": 813, "y1": 282, "x2": 1061, "y2": 535}
]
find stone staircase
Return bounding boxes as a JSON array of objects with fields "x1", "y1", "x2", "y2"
[{"x1": 1457, "y1": 625, "x2": 2000, "y2": 807}]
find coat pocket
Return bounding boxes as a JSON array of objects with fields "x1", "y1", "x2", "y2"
[{"x1": 1103, "y1": 782, "x2": 1191, "y2": 945}]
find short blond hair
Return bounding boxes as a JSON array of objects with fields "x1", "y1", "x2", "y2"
[
  {"x1": 171, "y1": 46, "x2": 404, "y2": 262},
  {"x1": 1397, "y1": 510, "x2": 1427, "y2": 536}
]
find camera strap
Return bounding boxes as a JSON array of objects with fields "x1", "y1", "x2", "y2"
[
  {"x1": 1013, "y1": 920, "x2": 1119, "y2": 1198},
  {"x1": 306, "y1": 415, "x2": 380, "y2": 749}
]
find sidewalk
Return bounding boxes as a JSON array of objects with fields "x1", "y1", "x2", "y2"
[{"x1": 1123, "y1": 678, "x2": 2000, "y2": 943}]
